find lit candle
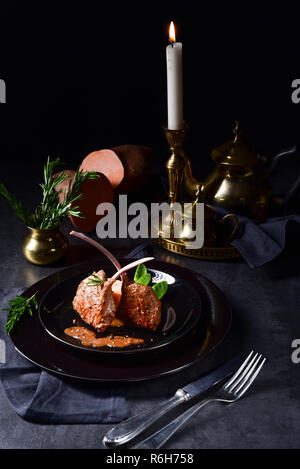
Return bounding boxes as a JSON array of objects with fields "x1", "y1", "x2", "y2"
[{"x1": 166, "y1": 21, "x2": 183, "y2": 130}]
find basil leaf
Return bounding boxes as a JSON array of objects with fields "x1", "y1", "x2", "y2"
[
  {"x1": 152, "y1": 281, "x2": 168, "y2": 300},
  {"x1": 134, "y1": 264, "x2": 151, "y2": 286},
  {"x1": 142, "y1": 273, "x2": 152, "y2": 285},
  {"x1": 134, "y1": 265, "x2": 168, "y2": 299},
  {"x1": 134, "y1": 264, "x2": 147, "y2": 282}
]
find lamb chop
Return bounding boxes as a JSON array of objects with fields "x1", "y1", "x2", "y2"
[
  {"x1": 72, "y1": 270, "x2": 117, "y2": 332},
  {"x1": 118, "y1": 282, "x2": 161, "y2": 331},
  {"x1": 70, "y1": 230, "x2": 155, "y2": 331},
  {"x1": 70, "y1": 231, "x2": 162, "y2": 331}
]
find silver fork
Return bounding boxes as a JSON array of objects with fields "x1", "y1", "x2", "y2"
[{"x1": 134, "y1": 351, "x2": 266, "y2": 449}]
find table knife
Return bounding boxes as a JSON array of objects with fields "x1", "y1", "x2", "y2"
[{"x1": 102, "y1": 355, "x2": 243, "y2": 448}]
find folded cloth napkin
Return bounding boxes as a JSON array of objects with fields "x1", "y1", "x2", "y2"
[
  {"x1": 0, "y1": 243, "x2": 153, "y2": 424},
  {"x1": 212, "y1": 205, "x2": 300, "y2": 268}
]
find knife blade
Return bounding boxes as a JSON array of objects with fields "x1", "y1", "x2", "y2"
[{"x1": 103, "y1": 355, "x2": 243, "y2": 448}]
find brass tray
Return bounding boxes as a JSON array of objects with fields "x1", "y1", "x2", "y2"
[{"x1": 154, "y1": 237, "x2": 240, "y2": 260}]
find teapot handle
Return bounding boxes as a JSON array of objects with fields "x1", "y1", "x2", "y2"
[
  {"x1": 219, "y1": 213, "x2": 239, "y2": 245},
  {"x1": 269, "y1": 145, "x2": 297, "y2": 172},
  {"x1": 269, "y1": 145, "x2": 300, "y2": 207}
]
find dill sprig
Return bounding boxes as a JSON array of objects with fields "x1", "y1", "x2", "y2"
[
  {"x1": 87, "y1": 274, "x2": 104, "y2": 287},
  {"x1": 3, "y1": 293, "x2": 38, "y2": 334},
  {"x1": 0, "y1": 156, "x2": 99, "y2": 230}
]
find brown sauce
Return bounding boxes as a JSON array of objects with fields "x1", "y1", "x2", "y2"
[
  {"x1": 64, "y1": 326, "x2": 144, "y2": 348},
  {"x1": 110, "y1": 317, "x2": 125, "y2": 327}
]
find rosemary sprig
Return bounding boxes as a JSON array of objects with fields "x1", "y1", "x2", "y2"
[
  {"x1": 87, "y1": 274, "x2": 104, "y2": 287},
  {"x1": 3, "y1": 293, "x2": 38, "y2": 334},
  {"x1": 0, "y1": 182, "x2": 32, "y2": 226},
  {"x1": 0, "y1": 156, "x2": 99, "y2": 230}
]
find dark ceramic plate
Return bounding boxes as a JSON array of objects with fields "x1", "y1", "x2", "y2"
[
  {"x1": 10, "y1": 259, "x2": 232, "y2": 382},
  {"x1": 38, "y1": 266, "x2": 202, "y2": 355}
]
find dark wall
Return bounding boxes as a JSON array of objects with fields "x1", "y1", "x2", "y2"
[{"x1": 0, "y1": 0, "x2": 300, "y2": 182}]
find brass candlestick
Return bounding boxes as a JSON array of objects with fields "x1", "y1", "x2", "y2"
[
  {"x1": 154, "y1": 122, "x2": 240, "y2": 260},
  {"x1": 162, "y1": 122, "x2": 188, "y2": 205}
]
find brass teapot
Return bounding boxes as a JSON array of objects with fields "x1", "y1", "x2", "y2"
[{"x1": 183, "y1": 121, "x2": 299, "y2": 220}]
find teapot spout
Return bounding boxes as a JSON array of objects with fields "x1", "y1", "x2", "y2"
[{"x1": 181, "y1": 149, "x2": 202, "y2": 198}]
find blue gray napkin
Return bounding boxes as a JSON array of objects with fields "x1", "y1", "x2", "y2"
[
  {"x1": 0, "y1": 243, "x2": 152, "y2": 424},
  {"x1": 212, "y1": 206, "x2": 300, "y2": 268}
]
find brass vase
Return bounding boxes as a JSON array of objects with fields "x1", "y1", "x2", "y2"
[{"x1": 22, "y1": 226, "x2": 68, "y2": 265}]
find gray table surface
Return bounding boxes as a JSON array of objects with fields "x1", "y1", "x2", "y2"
[{"x1": 0, "y1": 189, "x2": 300, "y2": 449}]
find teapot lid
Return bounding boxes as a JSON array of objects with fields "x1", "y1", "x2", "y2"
[{"x1": 211, "y1": 121, "x2": 258, "y2": 166}]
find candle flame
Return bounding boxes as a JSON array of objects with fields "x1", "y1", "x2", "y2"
[{"x1": 169, "y1": 21, "x2": 176, "y2": 43}]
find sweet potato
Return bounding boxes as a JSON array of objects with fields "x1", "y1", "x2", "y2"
[
  {"x1": 80, "y1": 145, "x2": 153, "y2": 194},
  {"x1": 111, "y1": 144, "x2": 153, "y2": 194},
  {"x1": 54, "y1": 170, "x2": 114, "y2": 232},
  {"x1": 80, "y1": 149, "x2": 124, "y2": 189}
]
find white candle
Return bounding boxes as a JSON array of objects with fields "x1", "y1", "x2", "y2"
[{"x1": 166, "y1": 21, "x2": 183, "y2": 130}]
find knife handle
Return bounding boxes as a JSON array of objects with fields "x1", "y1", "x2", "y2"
[{"x1": 102, "y1": 389, "x2": 188, "y2": 448}]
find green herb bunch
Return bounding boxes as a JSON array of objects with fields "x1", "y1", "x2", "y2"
[
  {"x1": 0, "y1": 156, "x2": 98, "y2": 229},
  {"x1": 4, "y1": 293, "x2": 38, "y2": 334}
]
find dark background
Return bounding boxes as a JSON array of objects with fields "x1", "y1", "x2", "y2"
[{"x1": 1, "y1": 0, "x2": 300, "y2": 201}]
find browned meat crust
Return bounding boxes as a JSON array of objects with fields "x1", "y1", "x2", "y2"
[
  {"x1": 72, "y1": 270, "x2": 116, "y2": 332},
  {"x1": 119, "y1": 282, "x2": 161, "y2": 331}
]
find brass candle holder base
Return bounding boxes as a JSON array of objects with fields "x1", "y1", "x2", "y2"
[
  {"x1": 155, "y1": 122, "x2": 241, "y2": 260},
  {"x1": 153, "y1": 237, "x2": 240, "y2": 260}
]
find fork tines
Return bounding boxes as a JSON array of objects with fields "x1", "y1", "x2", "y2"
[{"x1": 225, "y1": 350, "x2": 266, "y2": 397}]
